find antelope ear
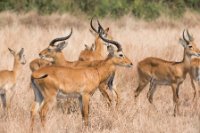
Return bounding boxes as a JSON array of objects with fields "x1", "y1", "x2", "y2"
[
  {"x1": 56, "y1": 41, "x2": 67, "y2": 51},
  {"x1": 84, "y1": 44, "x2": 90, "y2": 50},
  {"x1": 179, "y1": 38, "x2": 187, "y2": 48},
  {"x1": 18, "y1": 48, "x2": 24, "y2": 57},
  {"x1": 105, "y1": 27, "x2": 109, "y2": 32},
  {"x1": 91, "y1": 43, "x2": 95, "y2": 51},
  {"x1": 8, "y1": 48, "x2": 15, "y2": 55},
  {"x1": 107, "y1": 45, "x2": 115, "y2": 56}
]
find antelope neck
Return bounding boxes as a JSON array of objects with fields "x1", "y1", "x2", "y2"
[
  {"x1": 95, "y1": 58, "x2": 116, "y2": 83},
  {"x1": 13, "y1": 57, "x2": 22, "y2": 78},
  {"x1": 175, "y1": 48, "x2": 192, "y2": 74},
  {"x1": 94, "y1": 36, "x2": 103, "y2": 54},
  {"x1": 53, "y1": 53, "x2": 66, "y2": 66}
]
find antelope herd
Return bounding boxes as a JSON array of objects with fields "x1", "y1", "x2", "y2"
[{"x1": 0, "y1": 17, "x2": 200, "y2": 131}]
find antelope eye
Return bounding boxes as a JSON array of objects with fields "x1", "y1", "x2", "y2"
[
  {"x1": 189, "y1": 45, "x2": 192, "y2": 48},
  {"x1": 119, "y1": 54, "x2": 123, "y2": 57}
]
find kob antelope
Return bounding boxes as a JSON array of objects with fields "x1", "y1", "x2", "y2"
[
  {"x1": 78, "y1": 17, "x2": 112, "y2": 61},
  {"x1": 134, "y1": 29, "x2": 200, "y2": 116},
  {"x1": 39, "y1": 23, "x2": 118, "y2": 106},
  {"x1": 0, "y1": 48, "x2": 26, "y2": 111},
  {"x1": 30, "y1": 33, "x2": 132, "y2": 130}
]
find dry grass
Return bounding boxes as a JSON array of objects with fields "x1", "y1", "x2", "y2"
[{"x1": 0, "y1": 11, "x2": 200, "y2": 133}]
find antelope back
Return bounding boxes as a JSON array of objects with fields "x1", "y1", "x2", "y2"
[{"x1": 29, "y1": 58, "x2": 52, "y2": 72}]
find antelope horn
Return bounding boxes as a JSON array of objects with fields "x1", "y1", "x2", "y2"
[
  {"x1": 186, "y1": 29, "x2": 194, "y2": 41},
  {"x1": 91, "y1": 17, "x2": 105, "y2": 34},
  {"x1": 97, "y1": 19, "x2": 104, "y2": 33},
  {"x1": 49, "y1": 28, "x2": 73, "y2": 46},
  {"x1": 90, "y1": 17, "x2": 98, "y2": 33},
  {"x1": 99, "y1": 33, "x2": 122, "y2": 51},
  {"x1": 183, "y1": 29, "x2": 189, "y2": 44}
]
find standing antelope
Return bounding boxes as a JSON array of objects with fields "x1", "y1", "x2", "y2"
[
  {"x1": 134, "y1": 29, "x2": 200, "y2": 116},
  {"x1": 0, "y1": 48, "x2": 26, "y2": 111},
  {"x1": 78, "y1": 17, "x2": 112, "y2": 61},
  {"x1": 39, "y1": 22, "x2": 118, "y2": 106},
  {"x1": 30, "y1": 33, "x2": 133, "y2": 130},
  {"x1": 189, "y1": 58, "x2": 200, "y2": 99}
]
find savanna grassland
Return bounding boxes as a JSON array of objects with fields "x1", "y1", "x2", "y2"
[{"x1": 1, "y1": 11, "x2": 200, "y2": 133}]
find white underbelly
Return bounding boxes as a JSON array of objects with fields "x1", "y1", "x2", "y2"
[{"x1": 57, "y1": 90, "x2": 81, "y2": 99}]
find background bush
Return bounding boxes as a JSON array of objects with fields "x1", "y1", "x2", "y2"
[{"x1": 0, "y1": 0, "x2": 200, "y2": 20}]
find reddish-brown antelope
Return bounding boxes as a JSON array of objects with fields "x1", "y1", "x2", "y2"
[
  {"x1": 0, "y1": 48, "x2": 26, "y2": 111},
  {"x1": 39, "y1": 22, "x2": 118, "y2": 106},
  {"x1": 134, "y1": 29, "x2": 200, "y2": 116},
  {"x1": 30, "y1": 33, "x2": 132, "y2": 130},
  {"x1": 78, "y1": 17, "x2": 112, "y2": 61}
]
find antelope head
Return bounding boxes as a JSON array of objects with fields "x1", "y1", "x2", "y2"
[
  {"x1": 8, "y1": 48, "x2": 26, "y2": 65},
  {"x1": 99, "y1": 32, "x2": 133, "y2": 67},
  {"x1": 179, "y1": 29, "x2": 200, "y2": 57},
  {"x1": 39, "y1": 28, "x2": 73, "y2": 59},
  {"x1": 90, "y1": 17, "x2": 113, "y2": 45}
]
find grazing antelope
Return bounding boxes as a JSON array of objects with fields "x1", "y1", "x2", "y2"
[
  {"x1": 78, "y1": 17, "x2": 112, "y2": 61},
  {"x1": 0, "y1": 48, "x2": 26, "y2": 111},
  {"x1": 189, "y1": 58, "x2": 200, "y2": 99},
  {"x1": 134, "y1": 29, "x2": 200, "y2": 116},
  {"x1": 30, "y1": 33, "x2": 133, "y2": 130}
]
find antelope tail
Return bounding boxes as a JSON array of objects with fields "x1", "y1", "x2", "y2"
[{"x1": 31, "y1": 77, "x2": 44, "y2": 104}]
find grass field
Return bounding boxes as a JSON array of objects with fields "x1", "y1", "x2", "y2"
[{"x1": 0, "y1": 11, "x2": 200, "y2": 133}]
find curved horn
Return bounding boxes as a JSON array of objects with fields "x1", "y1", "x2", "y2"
[
  {"x1": 99, "y1": 33, "x2": 122, "y2": 51},
  {"x1": 183, "y1": 29, "x2": 189, "y2": 44},
  {"x1": 97, "y1": 19, "x2": 104, "y2": 33},
  {"x1": 186, "y1": 29, "x2": 194, "y2": 41},
  {"x1": 90, "y1": 17, "x2": 98, "y2": 33},
  {"x1": 49, "y1": 28, "x2": 73, "y2": 46}
]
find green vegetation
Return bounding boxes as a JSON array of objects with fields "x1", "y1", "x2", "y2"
[{"x1": 0, "y1": 0, "x2": 200, "y2": 20}]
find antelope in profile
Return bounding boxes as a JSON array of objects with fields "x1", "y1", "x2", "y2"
[
  {"x1": 30, "y1": 33, "x2": 133, "y2": 130},
  {"x1": 78, "y1": 17, "x2": 112, "y2": 61},
  {"x1": 29, "y1": 31, "x2": 73, "y2": 72},
  {"x1": 39, "y1": 22, "x2": 118, "y2": 106},
  {"x1": 134, "y1": 29, "x2": 200, "y2": 116},
  {"x1": 0, "y1": 48, "x2": 26, "y2": 111}
]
